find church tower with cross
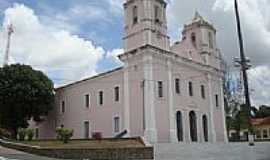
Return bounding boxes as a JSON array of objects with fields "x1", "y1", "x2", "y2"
[
  {"x1": 30, "y1": 0, "x2": 227, "y2": 144},
  {"x1": 123, "y1": 0, "x2": 170, "y2": 52}
]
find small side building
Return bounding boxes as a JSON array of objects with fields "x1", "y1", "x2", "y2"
[{"x1": 252, "y1": 117, "x2": 270, "y2": 141}]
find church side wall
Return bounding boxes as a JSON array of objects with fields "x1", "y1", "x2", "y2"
[
  {"x1": 37, "y1": 69, "x2": 125, "y2": 139},
  {"x1": 212, "y1": 77, "x2": 227, "y2": 142},
  {"x1": 127, "y1": 56, "x2": 145, "y2": 137},
  {"x1": 152, "y1": 56, "x2": 170, "y2": 142}
]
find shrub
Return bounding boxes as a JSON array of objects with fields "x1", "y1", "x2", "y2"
[
  {"x1": 26, "y1": 129, "x2": 34, "y2": 141},
  {"x1": 18, "y1": 128, "x2": 27, "y2": 141},
  {"x1": 55, "y1": 127, "x2": 73, "y2": 143},
  {"x1": 92, "y1": 132, "x2": 102, "y2": 140},
  {"x1": 0, "y1": 128, "x2": 11, "y2": 139}
]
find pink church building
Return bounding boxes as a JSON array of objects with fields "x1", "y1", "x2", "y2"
[{"x1": 32, "y1": 0, "x2": 228, "y2": 143}]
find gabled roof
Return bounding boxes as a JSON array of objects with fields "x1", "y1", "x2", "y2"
[
  {"x1": 55, "y1": 67, "x2": 123, "y2": 90},
  {"x1": 251, "y1": 117, "x2": 270, "y2": 126},
  {"x1": 183, "y1": 11, "x2": 216, "y2": 32}
]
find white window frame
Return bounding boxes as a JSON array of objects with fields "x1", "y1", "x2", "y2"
[
  {"x1": 113, "y1": 115, "x2": 121, "y2": 134},
  {"x1": 263, "y1": 129, "x2": 268, "y2": 139},
  {"x1": 114, "y1": 85, "x2": 121, "y2": 103},
  {"x1": 97, "y1": 90, "x2": 104, "y2": 106},
  {"x1": 157, "y1": 81, "x2": 163, "y2": 98},
  {"x1": 256, "y1": 130, "x2": 261, "y2": 139},
  {"x1": 132, "y1": 5, "x2": 138, "y2": 25},
  {"x1": 84, "y1": 93, "x2": 91, "y2": 109},
  {"x1": 174, "y1": 77, "x2": 181, "y2": 95},
  {"x1": 188, "y1": 81, "x2": 193, "y2": 97},
  {"x1": 82, "y1": 120, "x2": 91, "y2": 139},
  {"x1": 215, "y1": 94, "x2": 219, "y2": 107},
  {"x1": 201, "y1": 85, "x2": 206, "y2": 99},
  {"x1": 60, "y1": 99, "x2": 66, "y2": 115}
]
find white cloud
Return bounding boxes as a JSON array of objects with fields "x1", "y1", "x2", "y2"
[
  {"x1": 249, "y1": 66, "x2": 270, "y2": 106},
  {"x1": 58, "y1": 5, "x2": 112, "y2": 24},
  {"x1": 0, "y1": 4, "x2": 105, "y2": 85},
  {"x1": 106, "y1": 48, "x2": 124, "y2": 65},
  {"x1": 106, "y1": 0, "x2": 123, "y2": 16},
  {"x1": 167, "y1": 0, "x2": 270, "y2": 106}
]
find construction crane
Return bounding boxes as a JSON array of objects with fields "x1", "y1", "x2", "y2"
[{"x1": 3, "y1": 23, "x2": 14, "y2": 66}]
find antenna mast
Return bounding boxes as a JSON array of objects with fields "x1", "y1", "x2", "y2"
[{"x1": 3, "y1": 23, "x2": 14, "y2": 66}]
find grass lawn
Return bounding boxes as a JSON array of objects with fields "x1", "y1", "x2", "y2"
[{"x1": 14, "y1": 138, "x2": 146, "y2": 149}]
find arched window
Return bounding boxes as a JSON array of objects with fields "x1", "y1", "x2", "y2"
[
  {"x1": 133, "y1": 6, "x2": 138, "y2": 24},
  {"x1": 176, "y1": 111, "x2": 183, "y2": 141},
  {"x1": 208, "y1": 32, "x2": 213, "y2": 49},
  {"x1": 202, "y1": 115, "x2": 208, "y2": 142},
  {"x1": 154, "y1": 5, "x2": 161, "y2": 23},
  {"x1": 191, "y1": 33, "x2": 196, "y2": 48},
  {"x1": 201, "y1": 85, "x2": 205, "y2": 99},
  {"x1": 175, "y1": 78, "x2": 180, "y2": 94},
  {"x1": 188, "y1": 81, "x2": 193, "y2": 97},
  {"x1": 189, "y1": 111, "x2": 197, "y2": 142}
]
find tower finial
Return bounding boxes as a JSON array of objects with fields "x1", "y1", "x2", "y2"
[{"x1": 193, "y1": 11, "x2": 203, "y2": 22}]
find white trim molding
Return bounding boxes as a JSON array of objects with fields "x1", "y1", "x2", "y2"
[
  {"x1": 207, "y1": 74, "x2": 217, "y2": 143},
  {"x1": 143, "y1": 54, "x2": 157, "y2": 143},
  {"x1": 167, "y1": 60, "x2": 178, "y2": 143},
  {"x1": 123, "y1": 62, "x2": 131, "y2": 136},
  {"x1": 220, "y1": 78, "x2": 228, "y2": 143}
]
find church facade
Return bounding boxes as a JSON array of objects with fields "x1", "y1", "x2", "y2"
[{"x1": 32, "y1": 0, "x2": 228, "y2": 143}]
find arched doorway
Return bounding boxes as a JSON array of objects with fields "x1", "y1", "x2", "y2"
[
  {"x1": 176, "y1": 111, "x2": 183, "y2": 141},
  {"x1": 202, "y1": 115, "x2": 208, "y2": 142},
  {"x1": 189, "y1": 111, "x2": 197, "y2": 142}
]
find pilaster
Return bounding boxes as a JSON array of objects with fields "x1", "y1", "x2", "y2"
[
  {"x1": 207, "y1": 74, "x2": 217, "y2": 143},
  {"x1": 167, "y1": 60, "x2": 178, "y2": 143},
  {"x1": 123, "y1": 62, "x2": 131, "y2": 136},
  {"x1": 183, "y1": 110, "x2": 191, "y2": 143},
  {"x1": 220, "y1": 78, "x2": 228, "y2": 143},
  {"x1": 143, "y1": 54, "x2": 157, "y2": 143}
]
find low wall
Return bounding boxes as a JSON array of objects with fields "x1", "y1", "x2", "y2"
[{"x1": 0, "y1": 139, "x2": 153, "y2": 160}]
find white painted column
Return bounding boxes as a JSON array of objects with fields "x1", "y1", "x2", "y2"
[
  {"x1": 197, "y1": 112, "x2": 202, "y2": 142},
  {"x1": 167, "y1": 60, "x2": 178, "y2": 143},
  {"x1": 207, "y1": 74, "x2": 217, "y2": 143},
  {"x1": 197, "y1": 112, "x2": 204, "y2": 142},
  {"x1": 220, "y1": 78, "x2": 228, "y2": 143},
  {"x1": 184, "y1": 110, "x2": 191, "y2": 143},
  {"x1": 123, "y1": 62, "x2": 131, "y2": 137},
  {"x1": 143, "y1": 54, "x2": 157, "y2": 143}
]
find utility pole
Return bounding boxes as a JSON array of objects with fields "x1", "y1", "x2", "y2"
[
  {"x1": 3, "y1": 23, "x2": 14, "y2": 66},
  {"x1": 233, "y1": 0, "x2": 254, "y2": 146}
]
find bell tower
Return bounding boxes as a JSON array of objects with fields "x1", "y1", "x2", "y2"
[
  {"x1": 123, "y1": 0, "x2": 170, "y2": 52},
  {"x1": 181, "y1": 12, "x2": 221, "y2": 68}
]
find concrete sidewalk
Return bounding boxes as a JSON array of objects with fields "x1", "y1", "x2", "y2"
[
  {"x1": 1, "y1": 142, "x2": 270, "y2": 160},
  {"x1": 0, "y1": 146, "x2": 62, "y2": 160},
  {"x1": 155, "y1": 142, "x2": 270, "y2": 160}
]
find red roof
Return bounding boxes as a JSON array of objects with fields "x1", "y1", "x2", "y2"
[{"x1": 251, "y1": 117, "x2": 270, "y2": 126}]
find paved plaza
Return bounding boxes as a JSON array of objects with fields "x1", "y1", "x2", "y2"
[
  {"x1": 155, "y1": 142, "x2": 270, "y2": 160},
  {"x1": 0, "y1": 142, "x2": 270, "y2": 160},
  {"x1": 0, "y1": 146, "x2": 61, "y2": 160}
]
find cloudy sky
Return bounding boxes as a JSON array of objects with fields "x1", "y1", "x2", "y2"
[{"x1": 0, "y1": 0, "x2": 269, "y2": 106}]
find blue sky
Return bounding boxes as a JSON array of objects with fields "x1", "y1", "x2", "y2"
[
  {"x1": 0, "y1": 0, "x2": 124, "y2": 73},
  {"x1": 0, "y1": 0, "x2": 269, "y2": 106}
]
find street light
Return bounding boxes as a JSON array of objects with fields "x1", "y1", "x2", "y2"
[{"x1": 233, "y1": 0, "x2": 254, "y2": 146}]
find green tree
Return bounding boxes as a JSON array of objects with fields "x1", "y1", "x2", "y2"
[
  {"x1": 254, "y1": 105, "x2": 270, "y2": 118},
  {"x1": 0, "y1": 64, "x2": 54, "y2": 138}
]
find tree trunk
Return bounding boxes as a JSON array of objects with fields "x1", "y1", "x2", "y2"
[{"x1": 10, "y1": 128, "x2": 17, "y2": 140}]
